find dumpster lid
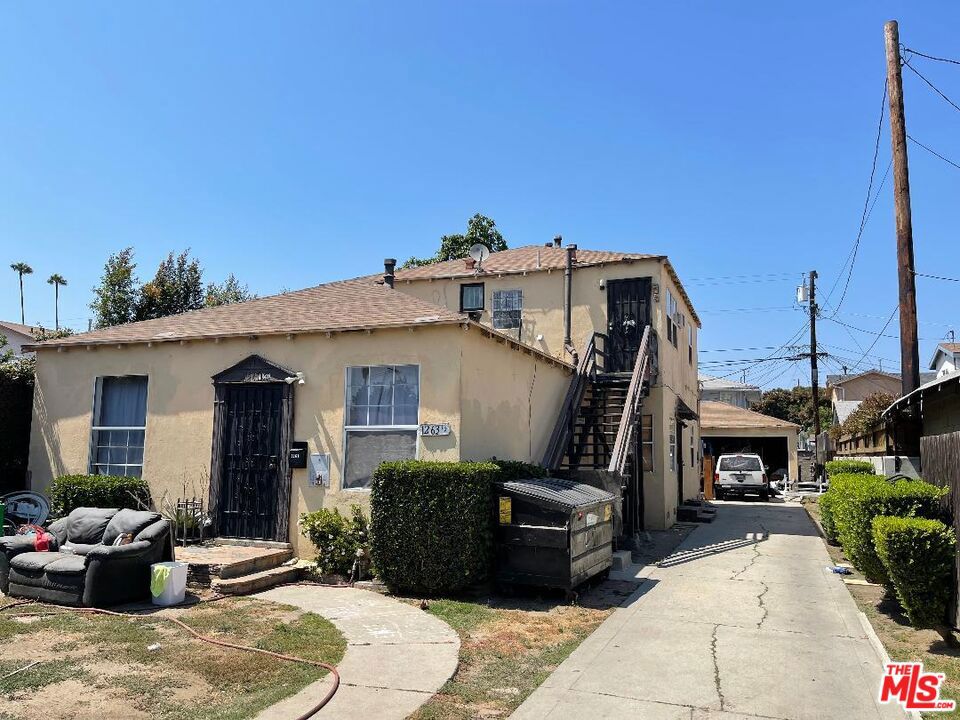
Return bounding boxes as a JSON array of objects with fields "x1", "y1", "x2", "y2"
[{"x1": 495, "y1": 477, "x2": 615, "y2": 510}]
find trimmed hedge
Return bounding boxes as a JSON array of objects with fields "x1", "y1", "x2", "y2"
[
  {"x1": 833, "y1": 476, "x2": 947, "y2": 584},
  {"x1": 371, "y1": 460, "x2": 500, "y2": 594},
  {"x1": 819, "y1": 472, "x2": 877, "y2": 543},
  {"x1": 873, "y1": 516, "x2": 956, "y2": 628},
  {"x1": 50, "y1": 474, "x2": 151, "y2": 517},
  {"x1": 825, "y1": 459, "x2": 875, "y2": 478}
]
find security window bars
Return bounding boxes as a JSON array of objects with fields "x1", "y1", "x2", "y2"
[
  {"x1": 90, "y1": 376, "x2": 148, "y2": 477},
  {"x1": 344, "y1": 364, "x2": 419, "y2": 489},
  {"x1": 460, "y1": 283, "x2": 485, "y2": 312},
  {"x1": 492, "y1": 289, "x2": 522, "y2": 329}
]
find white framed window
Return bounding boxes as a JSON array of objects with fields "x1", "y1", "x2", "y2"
[
  {"x1": 666, "y1": 290, "x2": 680, "y2": 348},
  {"x1": 641, "y1": 414, "x2": 654, "y2": 472},
  {"x1": 669, "y1": 422, "x2": 677, "y2": 472},
  {"x1": 492, "y1": 289, "x2": 522, "y2": 330},
  {"x1": 688, "y1": 324, "x2": 694, "y2": 365},
  {"x1": 343, "y1": 364, "x2": 419, "y2": 489},
  {"x1": 89, "y1": 376, "x2": 148, "y2": 477}
]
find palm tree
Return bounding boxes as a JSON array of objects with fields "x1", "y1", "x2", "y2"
[
  {"x1": 9, "y1": 262, "x2": 33, "y2": 324},
  {"x1": 47, "y1": 274, "x2": 68, "y2": 330}
]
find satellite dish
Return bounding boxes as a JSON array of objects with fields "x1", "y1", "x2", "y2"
[{"x1": 469, "y1": 243, "x2": 490, "y2": 270}]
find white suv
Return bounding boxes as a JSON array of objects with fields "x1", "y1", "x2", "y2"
[{"x1": 714, "y1": 453, "x2": 769, "y2": 501}]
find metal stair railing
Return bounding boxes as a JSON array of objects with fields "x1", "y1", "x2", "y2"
[
  {"x1": 608, "y1": 326, "x2": 652, "y2": 476},
  {"x1": 542, "y1": 333, "x2": 604, "y2": 470}
]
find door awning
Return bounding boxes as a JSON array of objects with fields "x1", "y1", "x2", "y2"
[{"x1": 677, "y1": 396, "x2": 699, "y2": 422}]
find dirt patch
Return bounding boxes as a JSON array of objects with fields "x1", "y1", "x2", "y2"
[
  {"x1": 0, "y1": 678, "x2": 151, "y2": 720},
  {"x1": 0, "y1": 629, "x2": 88, "y2": 662}
]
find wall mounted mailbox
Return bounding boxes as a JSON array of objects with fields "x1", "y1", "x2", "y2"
[{"x1": 289, "y1": 441, "x2": 308, "y2": 468}]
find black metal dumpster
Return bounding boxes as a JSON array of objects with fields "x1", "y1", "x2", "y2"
[{"x1": 494, "y1": 477, "x2": 615, "y2": 590}]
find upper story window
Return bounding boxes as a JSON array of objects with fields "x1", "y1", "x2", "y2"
[
  {"x1": 666, "y1": 290, "x2": 681, "y2": 348},
  {"x1": 688, "y1": 324, "x2": 694, "y2": 364},
  {"x1": 492, "y1": 289, "x2": 522, "y2": 330},
  {"x1": 344, "y1": 364, "x2": 419, "y2": 489},
  {"x1": 460, "y1": 283, "x2": 485, "y2": 312},
  {"x1": 90, "y1": 376, "x2": 148, "y2": 477}
]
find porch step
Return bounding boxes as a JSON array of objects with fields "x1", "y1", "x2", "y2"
[
  {"x1": 212, "y1": 565, "x2": 301, "y2": 595},
  {"x1": 676, "y1": 502, "x2": 717, "y2": 523},
  {"x1": 176, "y1": 543, "x2": 294, "y2": 587}
]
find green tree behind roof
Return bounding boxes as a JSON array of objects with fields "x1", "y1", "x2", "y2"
[{"x1": 403, "y1": 213, "x2": 508, "y2": 268}]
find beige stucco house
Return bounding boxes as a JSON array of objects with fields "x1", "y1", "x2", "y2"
[
  {"x1": 700, "y1": 401, "x2": 799, "y2": 483},
  {"x1": 27, "y1": 243, "x2": 700, "y2": 554}
]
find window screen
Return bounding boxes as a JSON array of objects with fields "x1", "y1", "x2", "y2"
[
  {"x1": 90, "y1": 376, "x2": 148, "y2": 477},
  {"x1": 492, "y1": 289, "x2": 522, "y2": 329},
  {"x1": 343, "y1": 430, "x2": 417, "y2": 490},
  {"x1": 460, "y1": 283, "x2": 484, "y2": 312},
  {"x1": 344, "y1": 364, "x2": 420, "y2": 489}
]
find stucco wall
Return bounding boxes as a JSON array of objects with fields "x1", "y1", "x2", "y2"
[
  {"x1": 395, "y1": 257, "x2": 703, "y2": 530},
  {"x1": 458, "y1": 328, "x2": 571, "y2": 464},
  {"x1": 29, "y1": 324, "x2": 573, "y2": 557},
  {"x1": 829, "y1": 373, "x2": 902, "y2": 402}
]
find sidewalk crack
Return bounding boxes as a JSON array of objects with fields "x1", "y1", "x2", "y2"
[
  {"x1": 731, "y1": 523, "x2": 768, "y2": 580},
  {"x1": 710, "y1": 624, "x2": 726, "y2": 711},
  {"x1": 756, "y1": 581, "x2": 770, "y2": 629}
]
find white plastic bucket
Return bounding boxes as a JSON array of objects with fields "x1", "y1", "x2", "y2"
[{"x1": 151, "y1": 561, "x2": 188, "y2": 606}]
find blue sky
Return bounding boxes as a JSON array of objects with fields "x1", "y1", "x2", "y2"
[{"x1": 2, "y1": 2, "x2": 958, "y2": 388}]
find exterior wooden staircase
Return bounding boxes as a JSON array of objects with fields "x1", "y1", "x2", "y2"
[{"x1": 543, "y1": 328, "x2": 653, "y2": 537}]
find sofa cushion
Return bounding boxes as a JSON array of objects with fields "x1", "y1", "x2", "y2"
[
  {"x1": 10, "y1": 551, "x2": 71, "y2": 573},
  {"x1": 44, "y1": 555, "x2": 87, "y2": 576},
  {"x1": 66, "y1": 508, "x2": 119, "y2": 544},
  {"x1": 103, "y1": 509, "x2": 162, "y2": 545}
]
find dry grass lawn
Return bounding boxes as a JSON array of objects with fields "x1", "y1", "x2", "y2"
[{"x1": 0, "y1": 596, "x2": 345, "y2": 720}]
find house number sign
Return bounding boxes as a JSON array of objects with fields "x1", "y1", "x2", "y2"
[{"x1": 419, "y1": 422, "x2": 451, "y2": 437}]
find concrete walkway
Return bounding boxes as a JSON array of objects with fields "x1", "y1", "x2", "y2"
[
  {"x1": 253, "y1": 585, "x2": 459, "y2": 719},
  {"x1": 513, "y1": 500, "x2": 908, "y2": 720}
]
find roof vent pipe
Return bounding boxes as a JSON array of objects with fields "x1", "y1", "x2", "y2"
[
  {"x1": 564, "y1": 243, "x2": 578, "y2": 365},
  {"x1": 553, "y1": 235, "x2": 562, "y2": 248},
  {"x1": 383, "y1": 258, "x2": 396, "y2": 288}
]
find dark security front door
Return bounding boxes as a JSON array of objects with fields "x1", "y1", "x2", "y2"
[
  {"x1": 606, "y1": 277, "x2": 652, "y2": 373},
  {"x1": 218, "y1": 383, "x2": 284, "y2": 540}
]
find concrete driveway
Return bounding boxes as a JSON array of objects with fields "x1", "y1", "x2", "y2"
[{"x1": 512, "y1": 500, "x2": 908, "y2": 720}]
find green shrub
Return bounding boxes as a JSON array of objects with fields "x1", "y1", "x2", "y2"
[
  {"x1": 49, "y1": 474, "x2": 151, "y2": 517},
  {"x1": 825, "y1": 459, "x2": 876, "y2": 478},
  {"x1": 371, "y1": 460, "x2": 499, "y2": 595},
  {"x1": 489, "y1": 460, "x2": 548, "y2": 482},
  {"x1": 299, "y1": 505, "x2": 369, "y2": 576},
  {"x1": 819, "y1": 473, "x2": 876, "y2": 543},
  {"x1": 873, "y1": 516, "x2": 956, "y2": 628},
  {"x1": 834, "y1": 477, "x2": 947, "y2": 583}
]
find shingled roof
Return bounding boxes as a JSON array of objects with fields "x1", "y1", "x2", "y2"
[
  {"x1": 394, "y1": 245, "x2": 700, "y2": 326},
  {"x1": 30, "y1": 277, "x2": 466, "y2": 349},
  {"x1": 700, "y1": 401, "x2": 800, "y2": 430}
]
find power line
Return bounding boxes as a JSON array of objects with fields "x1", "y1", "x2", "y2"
[
  {"x1": 902, "y1": 46, "x2": 960, "y2": 67},
  {"x1": 846, "y1": 305, "x2": 899, "y2": 371},
  {"x1": 699, "y1": 345, "x2": 784, "y2": 353},
  {"x1": 713, "y1": 321, "x2": 809, "y2": 382},
  {"x1": 902, "y1": 59, "x2": 960, "y2": 114},
  {"x1": 823, "y1": 82, "x2": 888, "y2": 317},
  {"x1": 907, "y1": 134, "x2": 960, "y2": 171},
  {"x1": 699, "y1": 306, "x2": 801, "y2": 314},
  {"x1": 914, "y1": 270, "x2": 960, "y2": 282}
]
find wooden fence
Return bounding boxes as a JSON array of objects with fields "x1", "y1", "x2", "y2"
[{"x1": 920, "y1": 430, "x2": 960, "y2": 626}]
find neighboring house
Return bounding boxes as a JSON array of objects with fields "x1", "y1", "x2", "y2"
[
  {"x1": 832, "y1": 399, "x2": 862, "y2": 427},
  {"x1": 0, "y1": 321, "x2": 39, "y2": 356},
  {"x1": 929, "y1": 342, "x2": 960, "y2": 379},
  {"x1": 698, "y1": 374, "x2": 761, "y2": 409},
  {"x1": 26, "y1": 243, "x2": 701, "y2": 554},
  {"x1": 825, "y1": 369, "x2": 903, "y2": 403},
  {"x1": 700, "y1": 401, "x2": 800, "y2": 485}
]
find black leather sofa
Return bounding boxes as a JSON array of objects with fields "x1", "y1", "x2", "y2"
[{"x1": 0, "y1": 507, "x2": 173, "y2": 607}]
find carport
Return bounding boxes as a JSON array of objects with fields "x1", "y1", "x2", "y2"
[{"x1": 700, "y1": 401, "x2": 799, "y2": 489}]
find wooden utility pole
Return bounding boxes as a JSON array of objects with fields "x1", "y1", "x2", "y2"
[
  {"x1": 809, "y1": 270, "x2": 821, "y2": 439},
  {"x1": 884, "y1": 20, "x2": 921, "y2": 397}
]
